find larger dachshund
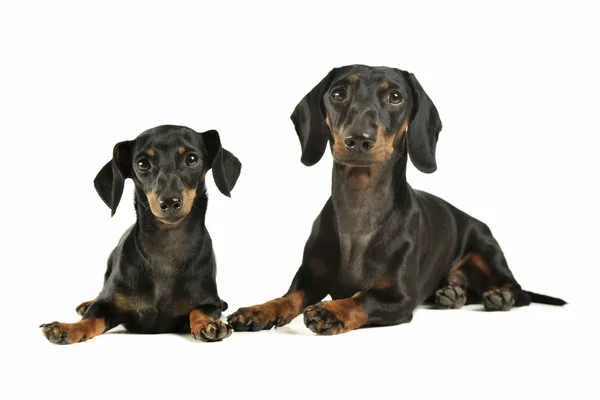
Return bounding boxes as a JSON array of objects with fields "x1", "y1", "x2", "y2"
[
  {"x1": 228, "y1": 65, "x2": 566, "y2": 335},
  {"x1": 41, "y1": 125, "x2": 241, "y2": 344}
]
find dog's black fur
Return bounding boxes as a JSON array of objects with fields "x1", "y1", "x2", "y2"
[
  {"x1": 41, "y1": 125, "x2": 241, "y2": 344},
  {"x1": 228, "y1": 65, "x2": 566, "y2": 335}
]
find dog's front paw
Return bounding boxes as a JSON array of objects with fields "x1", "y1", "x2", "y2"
[
  {"x1": 227, "y1": 306, "x2": 284, "y2": 332},
  {"x1": 304, "y1": 298, "x2": 367, "y2": 335},
  {"x1": 40, "y1": 322, "x2": 87, "y2": 345},
  {"x1": 303, "y1": 304, "x2": 346, "y2": 335},
  {"x1": 191, "y1": 320, "x2": 232, "y2": 342},
  {"x1": 482, "y1": 288, "x2": 515, "y2": 311}
]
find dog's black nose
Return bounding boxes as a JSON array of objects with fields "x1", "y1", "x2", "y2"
[
  {"x1": 159, "y1": 197, "x2": 182, "y2": 213},
  {"x1": 344, "y1": 132, "x2": 376, "y2": 154}
]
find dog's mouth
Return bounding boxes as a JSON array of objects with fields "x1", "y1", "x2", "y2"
[
  {"x1": 155, "y1": 213, "x2": 188, "y2": 225},
  {"x1": 332, "y1": 153, "x2": 379, "y2": 167}
]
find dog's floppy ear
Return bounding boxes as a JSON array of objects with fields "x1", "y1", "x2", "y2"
[
  {"x1": 403, "y1": 72, "x2": 442, "y2": 173},
  {"x1": 94, "y1": 141, "x2": 133, "y2": 216},
  {"x1": 203, "y1": 129, "x2": 241, "y2": 197},
  {"x1": 290, "y1": 68, "x2": 339, "y2": 166}
]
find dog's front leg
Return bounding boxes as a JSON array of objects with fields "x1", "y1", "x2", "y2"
[
  {"x1": 40, "y1": 301, "x2": 122, "y2": 345},
  {"x1": 303, "y1": 290, "x2": 415, "y2": 335},
  {"x1": 227, "y1": 266, "x2": 329, "y2": 331}
]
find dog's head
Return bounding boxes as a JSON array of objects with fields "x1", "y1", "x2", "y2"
[
  {"x1": 94, "y1": 125, "x2": 241, "y2": 223},
  {"x1": 291, "y1": 65, "x2": 442, "y2": 173}
]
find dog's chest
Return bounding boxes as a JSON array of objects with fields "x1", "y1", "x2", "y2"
[
  {"x1": 151, "y1": 263, "x2": 179, "y2": 304},
  {"x1": 146, "y1": 236, "x2": 187, "y2": 304},
  {"x1": 337, "y1": 232, "x2": 376, "y2": 287}
]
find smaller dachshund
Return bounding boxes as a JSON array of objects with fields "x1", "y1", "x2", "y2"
[{"x1": 41, "y1": 125, "x2": 241, "y2": 344}]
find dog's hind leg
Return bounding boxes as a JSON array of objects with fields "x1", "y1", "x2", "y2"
[
  {"x1": 469, "y1": 224, "x2": 532, "y2": 310},
  {"x1": 435, "y1": 224, "x2": 531, "y2": 311},
  {"x1": 433, "y1": 254, "x2": 471, "y2": 309},
  {"x1": 75, "y1": 300, "x2": 94, "y2": 316}
]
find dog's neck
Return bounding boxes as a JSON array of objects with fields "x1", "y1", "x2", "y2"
[
  {"x1": 332, "y1": 151, "x2": 408, "y2": 233},
  {"x1": 133, "y1": 186, "x2": 209, "y2": 263}
]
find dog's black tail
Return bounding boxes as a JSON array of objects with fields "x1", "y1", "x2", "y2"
[{"x1": 524, "y1": 291, "x2": 567, "y2": 306}]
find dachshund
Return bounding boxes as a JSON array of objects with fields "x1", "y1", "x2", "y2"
[
  {"x1": 41, "y1": 125, "x2": 241, "y2": 343},
  {"x1": 228, "y1": 65, "x2": 566, "y2": 335}
]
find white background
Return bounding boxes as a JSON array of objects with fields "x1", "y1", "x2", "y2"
[{"x1": 1, "y1": 1, "x2": 598, "y2": 399}]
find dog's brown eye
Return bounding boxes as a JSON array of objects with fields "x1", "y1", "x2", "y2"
[
  {"x1": 332, "y1": 89, "x2": 347, "y2": 101},
  {"x1": 136, "y1": 158, "x2": 151, "y2": 171},
  {"x1": 389, "y1": 91, "x2": 403, "y2": 104},
  {"x1": 185, "y1": 153, "x2": 199, "y2": 167}
]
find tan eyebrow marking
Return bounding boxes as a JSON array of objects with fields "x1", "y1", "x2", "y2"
[
  {"x1": 146, "y1": 150, "x2": 155, "y2": 156},
  {"x1": 347, "y1": 75, "x2": 358, "y2": 84},
  {"x1": 380, "y1": 82, "x2": 389, "y2": 89},
  {"x1": 178, "y1": 146, "x2": 185, "y2": 154}
]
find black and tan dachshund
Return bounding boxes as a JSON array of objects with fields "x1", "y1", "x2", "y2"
[
  {"x1": 41, "y1": 125, "x2": 241, "y2": 344},
  {"x1": 228, "y1": 65, "x2": 566, "y2": 335}
]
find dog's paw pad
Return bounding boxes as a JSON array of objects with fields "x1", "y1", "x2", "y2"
[
  {"x1": 434, "y1": 285, "x2": 466, "y2": 309},
  {"x1": 482, "y1": 288, "x2": 515, "y2": 311}
]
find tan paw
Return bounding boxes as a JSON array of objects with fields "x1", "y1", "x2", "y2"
[{"x1": 191, "y1": 320, "x2": 232, "y2": 342}]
